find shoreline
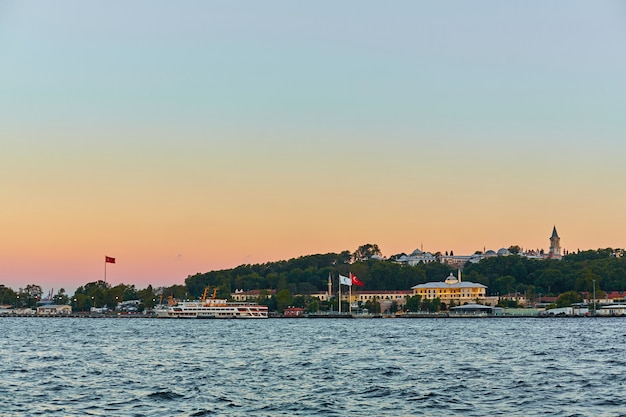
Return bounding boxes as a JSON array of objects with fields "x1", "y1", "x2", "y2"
[{"x1": 0, "y1": 313, "x2": 622, "y2": 319}]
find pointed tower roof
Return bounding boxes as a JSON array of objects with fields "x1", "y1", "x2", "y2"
[{"x1": 551, "y1": 226, "x2": 559, "y2": 239}]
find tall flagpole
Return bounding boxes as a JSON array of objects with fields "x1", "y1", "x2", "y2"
[
  {"x1": 338, "y1": 273, "x2": 341, "y2": 314},
  {"x1": 349, "y1": 280, "x2": 352, "y2": 315},
  {"x1": 104, "y1": 257, "x2": 107, "y2": 284}
]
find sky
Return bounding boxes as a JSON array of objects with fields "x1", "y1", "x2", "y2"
[{"x1": 1, "y1": 1, "x2": 625, "y2": 294}]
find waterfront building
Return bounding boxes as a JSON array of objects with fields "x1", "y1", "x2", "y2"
[
  {"x1": 283, "y1": 307, "x2": 306, "y2": 317},
  {"x1": 582, "y1": 291, "x2": 626, "y2": 305},
  {"x1": 598, "y1": 304, "x2": 626, "y2": 316},
  {"x1": 500, "y1": 292, "x2": 528, "y2": 306},
  {"x1": 308, "y1": 291, "x2": 331, "y2": 301},
  {"x1": 36, "y1": 304, "x2": 72, "y2": 316},
  {"x1": 350, "y1": 290, "x2": 413, "y2": 308},
  {"x1": 231, "y1": 289, "x2": 276, "y2": 302},
  {"x1": 449, "y1": 303, "x2": 501, "y2": 316},
  {"x1": 411, "y1": 271, "x2": 486, "y2": 306},
  {"x1": 605, "y1": 291, "x2": 626, "y2": 304}
]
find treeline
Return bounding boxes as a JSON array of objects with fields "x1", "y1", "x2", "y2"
[
  {"x1": 462, "y1": 248, "x2": 626, "y2": 297},
  {"x1": 185, "y1": 252, "x2": 455, "y2": 299},
  {"x1": 0, "y1": 281, "x2": 188, "y2": 311},
  {"x1": 186, "y1": 246, "x2": 626, "y2": 299},
  {"x1": 2, "y1": 246, "x2": 625, "y2": 311}
]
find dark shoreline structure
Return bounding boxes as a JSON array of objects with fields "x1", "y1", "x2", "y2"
[{"x1": 1, "y1": 312, "x2": 623, "y2": 319}]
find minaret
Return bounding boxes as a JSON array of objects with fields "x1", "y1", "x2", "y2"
[
  {"x1": 328, "y1": 273, "x2": 332, "y2": 299},
  {"x1": 549, "y1": 226, "x2": 561, "y2": 258}
]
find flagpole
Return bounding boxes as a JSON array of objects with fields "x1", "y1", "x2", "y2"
[
  {"x1": 104, "y1": 257, "x2": 107, "y2": 284},
  {"x1": 338, "y1": 273, "x2": 341, "y2": 314},
  {"x1": 349, "y1": 281, "x2": 352, "y2": 315}
]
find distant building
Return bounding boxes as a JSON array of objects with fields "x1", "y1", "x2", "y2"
[
  {"x1": 449, "y1": 303, "x2": 501, "y2": 316},
  {"x1": 598, "y1": 305, "x2": 626, "y2": 316},
  {"x1": 605, "y1": 291, "x2": 626, "y2": 304},
  {"x1": 309, "y1": 291, "x2": 331, "y2": 301},
  {"x1": 394, "y1": 248, "x2": 437, "y2": 266},
  {"x1": 411, "y1": 272, "x2": 486, "y2": 306},
  {"x1": 441, "y1": 226, "x2": 565, "y2": 265},
  {"x1": 500, "y1": 293, "x2": 528, "y2": 306},
  {"x1": 37, "y1": 305, "x2": 72, "y2": 316},
  {"x1": 350, "y1": 290, "x2": 413, "y2": 308},
  {"x1": 548, "y1": 226, "x2": 562, "y2": 259},
  {"x1": 231, "y1": 289, "x2": 276, "y2": 302},
  {"x1": 283, "y1": 307, "x2": 306, "y2": 317},
  {"x1": 439, "y1": 254, "x2": 474, "y2": 269}
]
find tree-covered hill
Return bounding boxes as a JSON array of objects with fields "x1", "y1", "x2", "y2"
[
  {"x1": 185, "y1": 248, "x2": 453, "y2": 298},
  {"x1": 185, "y1": 246, "x2": 626, "y2": 299},
  {"x1": 460, "y1": 248, "x2": 626, "y2": 296}
]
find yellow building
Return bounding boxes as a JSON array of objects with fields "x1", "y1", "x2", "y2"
[
  {"x1": 411, "y1": 273, "x2": 486, "y2": 306},
  {"x1": 231, "y1": 289, "x2": 276, "y2": 302},
  {"x1": 349, "y1": 290, "x2": 413, "y2": 307}
]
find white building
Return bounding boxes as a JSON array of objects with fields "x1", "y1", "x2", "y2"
[
  {"x1": 394, "y1": 248, "x2": 437, "y2": 266},
  {"x1": 37, "y1": 305, "x2": 72, "y2": 316}
]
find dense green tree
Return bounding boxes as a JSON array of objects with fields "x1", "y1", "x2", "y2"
[
  {"x1": 19, "y1": 284, "x2": 43, "y2": 307},
  {"x1": 275, "y1": 289, "x2": 291, "y2": 312},
  {"x1": 556, "y1": 291, "x2": 582, "y2": 308},
  {"x1": 363, "y1": 298, "x2": 380, "y2": 314},
  {"x1": 53, "y1": 288, "x2": 70, "y2": 305},
  {"x1": 429, "y1": 297, "x2": 442, "y2": 312},
  {"x1": 353, "y1": 244, "x2": 382, "y2": 262},
  {"x1": 0, "y1": 285, "x2": 17, "y2": 306},
  {"x1": 508, "y1": 245, "x2": 521, "y2": 255},
  {"x1": 404, "y1": 295, "x2": 421, "y2": 312}
]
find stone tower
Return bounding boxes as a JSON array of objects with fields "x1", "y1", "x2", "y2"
[{"x1": 549, "y1": 226, "x2": 561, "y2": 258}]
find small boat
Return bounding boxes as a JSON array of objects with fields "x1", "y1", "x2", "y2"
[{"x1": 156, "y1": 287, "x2": 268, "y2": 319}]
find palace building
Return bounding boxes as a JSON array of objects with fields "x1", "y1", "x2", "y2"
[{"x1": 411, "y1": 271, "x2": 486, "y2": 306}]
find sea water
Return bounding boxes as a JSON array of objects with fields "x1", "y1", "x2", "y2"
[{"x1": 1, "y1": 317, "x2": 625, "y2": 416}]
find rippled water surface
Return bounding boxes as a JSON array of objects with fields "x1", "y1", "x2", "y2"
[{"x1": 1, "y1": 317, "x2": 625, "y2": 416}]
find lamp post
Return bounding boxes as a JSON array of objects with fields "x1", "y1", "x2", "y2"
[{"x1": 592, "y1": 279, "x2": 596, "y2": 316}]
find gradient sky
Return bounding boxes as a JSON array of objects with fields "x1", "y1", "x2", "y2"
[{"x1": 1, "y1": 1, "x2": 625, "y2": 294}]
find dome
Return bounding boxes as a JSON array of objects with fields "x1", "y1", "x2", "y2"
[
  {"x1": 484, "y1": 250, "x2": 497, "y2": 257},
  {"x1": 411, "y1": 248, "x2": 423, "y2": 256},
  {"x1": 497, "y1": 248, "x2": 510, "y2": 256}
]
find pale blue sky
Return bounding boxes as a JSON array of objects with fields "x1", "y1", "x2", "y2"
[{"x1": 2, "y1": 1, "x2": 625, "y2": 141}]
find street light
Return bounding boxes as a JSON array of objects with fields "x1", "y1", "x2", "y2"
[{"x1": 592, "y1": 279, "x2": 596, "y2": 316}]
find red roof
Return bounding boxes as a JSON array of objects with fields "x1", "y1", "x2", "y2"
[
  {"x1": 355, "y1": 290, "x2": 413, "y2": 295},
  {"x1": 606, "y1": 291, "x2": 626, "y2": 299}
]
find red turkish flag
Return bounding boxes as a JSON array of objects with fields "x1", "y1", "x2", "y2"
[
  {"x1": 350, "y1": 272, "x2": 364, "y2": 287},
  {"x1": 105, "y1": 256, "x2": 116, "y2": 264}
]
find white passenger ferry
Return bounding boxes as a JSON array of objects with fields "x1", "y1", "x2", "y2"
[{"x1": 155, "y1": 288, "x2": 268, "y2": 319}]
